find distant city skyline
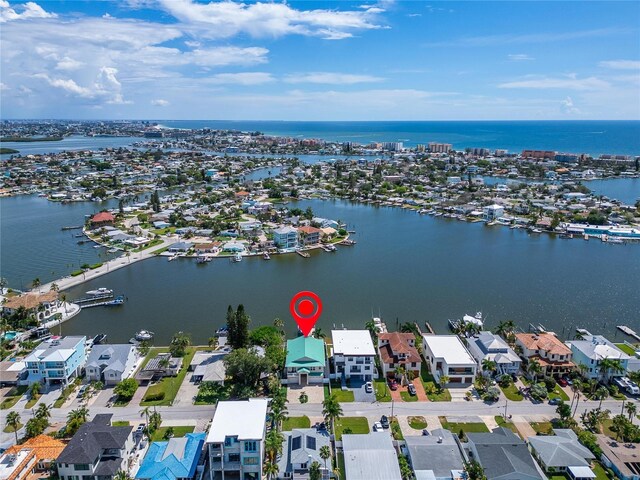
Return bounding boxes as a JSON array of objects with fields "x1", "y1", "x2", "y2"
[{"x1": 1, "y1": 0, "x2": 639, "y2": 120}]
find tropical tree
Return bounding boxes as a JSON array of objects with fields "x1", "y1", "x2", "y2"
[
  {"x1": 29, "y1": 381, "x2": 41, "y2": 400},
  {"x1": 494, "y1": 320, "x2": 516, "y2": 338},
  {"x1": 464, "y1": 459, "x2": 487, "y2": 480},
  {"x1": 322, "y1": 394, "x2": 343, "y2": 432},
  {"x1": 0, "y1": 277, "x2": 7, "y2": 294},
  {"x1": 481, "y1": 359, "x2": 497, "y2": 376},
  {"x1": 263, "y1": 461, "x2": 279, "y2": 480},
  {"x1": 264, "y1": 429, "x2": 284, "y2": 463},
  {"x1": 595, "y1": 386, "x2": 609, "y2": 409},
  {"x1": 273, "y1": 318, "x2": 284, "y2": 331},
  {"x1": 439, "y1": 375, "x2": 450, "y2": 389},
  {"x1": 395, "y1": 365, "x2": 407, "y2": 385},
  {"x1": 626, "y1": 402, "x2": 637, "y2": 421},
  {"x1": 581, "y1": 408, "x2": 610, "y2": 433},
  {"x1": 50, "y1": 282, "x2": 59, "y2": 292},
  {"x1": 612, "y1": 414, "x2": 628, "y2": 441},
  {"x1": 149, "y1": 409, "x2": 162, "y2": 433},
  {"x1": 598, "y1": 358, "x2": 624, "y2": 384},
  {"x1": 114, "y1": 470, "x2": 131, "y2": 480},
  {"x1": 114, "y1": 378, "x2": 138, "y2": 401},
  {"x1": 319, "y1": 445, "x2": 331, "y2": 472},
  {"x1": 140, "y1": 406, "x2": 151, "y2": 439},
  {"x1": 312, "y1": 328, "x2": 326, "y2": 339},
  {"x1": 364, "y1": 320, "x2": 380, "y2": 343},
  {"x1": 35, "y1": 402, "x2": 51, "y2": 420},
  {"x1": 5, "y1": 411, "x2": 21, "y2": 444},
  {"x1": 208, "y1": 336, "x2": 219, "y2": 349},
  {"x1": 309, "y1": 461, "x2": 322, "y2": 480},
  {"x1": 31, "y1": 278, "x2": 41, "y2": 291},
  {"x1": 526, "y1": 359, "x2": 543, "y2": 381},
  {"x1": 68, "y1": 407, "x2": 89, "y2": 423}
]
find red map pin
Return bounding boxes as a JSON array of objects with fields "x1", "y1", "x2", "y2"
[{"x1": 290, "y1": 291, "x2": 322, "y2": 337}]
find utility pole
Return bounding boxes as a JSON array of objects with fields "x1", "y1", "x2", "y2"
[{"x1": 504, "y1": 399, "x2": 508, "y2": 419}]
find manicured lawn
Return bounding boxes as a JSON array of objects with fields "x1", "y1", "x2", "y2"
[
  {"x1": 374, "y1": 379, "x2": 391, "y2": 402},
  {"x1": 25, "y1": 396, "x2": 40, "y2": 409},
  {"x1": 420, "y1": 364, "x2": 451, "y2": 401},
  {"x1": 548, "y1": 386, "x2": 570, "y2": 401},
  {"x1": 194, "y1": 383, "x2": 230, "y2": 405},
  {"x1": 112, "y1": 421, "x2": 130, "y2": 427},
  {"x1": 439, "y1": 417, "x2": 489, "y2": 439},
  {"x1": 334, "y1": 417, "x2": 369, "y2": 440},
  {"x1": 390, "y1": 417, "x2": 404, "y2": 440},
  {"x1": 150, "y1": 425, "x2": 194, "y2": 441},
  {"x1": 323, "y1": 384, "x2": 330, "y2": 400},
  {"x1": 530, "y1": 422, "x2": 554, "y2": 435},
  {"x1": 336, "y1": 452, "x2": 345, "y2": 480},
  {"x1": 53, "y1": 379, "x2": 82, "y2": 408},
  {"x1": 282, "y1": 416, "x2": 311, "y2": 431},
  {"x1": 331, "y1": 388, "x2": 354, "y2": 403},
  {"x1": 495, "y1": 416, "x2": 521, "y2": 437},
  {"x1": 0, "y1": 385, "x2": 28, "y2": 410},
  {"x1": 408, "y1": 416, "x2": 428, "y2": 430},
  {"x1": 3, "y1": 422, "x2": 22, "y2": 433},
  {"x1": 615, "y1": 343, "x2": 637, "y2": 355},
  {"x1": 592, "y1": 461, "x2": 612, "y2": 480},
  {"x1": 400, "y1": 391, "x2": 418, "y2": 402},
  {"x1": 601, "y1": 419, "x2": 617, "y2": 439},
  {"x1": 142, "y1": 348, "x2": 197, "y2": 406},
  {"x1": 500, "y1": 383, "x2": 524, "y2": 401}
]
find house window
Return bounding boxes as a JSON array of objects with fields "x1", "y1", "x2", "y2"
[
  {"x1": 243, "y1": 457, "x2": 259, "y2": 465},
  {"x1": 228, "y1": 454, "x2": 240, "y2": 463},
  {"x1": 224, "y1": 438, "x2": 232, "y2": 447},
  {"x1": 244, "y1": 441, "x2": 257, "y2": 452},
  {"x1": 411, "y1": 362, "x2": 416, "y2": 367},
  {"x1": 75, "y1": 465, "x2": 90, "y2": 471}
]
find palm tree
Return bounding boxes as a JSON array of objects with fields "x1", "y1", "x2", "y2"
[
  {"x1": 612, "y1": 414, "x2": 627, "y2": 441},
  {"x1": 264, "y1": 429, "x2": 284, "y2": 463},
  {"x1": 35, "y1": 402, "x2": 51, "y2": 420},
  {"x1": 322, "y1": 394, "x2": 343, "y2": 432},
  {"x1": 626, "y1": 402, "x2": 637, "y2": 421},
  {"x1": 309, "y1": 461, "x2": 322, "y2": 480},
  {"x1": 319, "y1": 445, "x2": 331, "y2": 472},
  {"x1": 595, "y1": 386, "x2": 609, "y2": 409},
  {"x1": 0, "y1": 277, "x2": 7, "y2": 294},
  {"x1": 113, "y1": 470, "x2": 131, "y2": 480},
  {"x1": 364, "y1": 320, "x2": 380, "y2": 341},
  {"x1": 481, "y1": 359, "x2": 497, "y2": 376},
  {"x1": 50, "y1": 282, "x2": 59, "y2": 293},
  {"x1": 208, "y1": 336, "x2": 219, "y2": 349},
  {"x1": 439, "y1": 375, "x2": 450, "y2": 389},
  {"x1": 29, "y1": 382, "x2": 41, "y2": 400},
  {"x1": 395, "y1": 365, "x2": 407, "y2": 386},
  {"x1": 312, "y1": 328, "x2": 326, "y2": 339},
  {"x1": 494, "y1": 320, "x2": 516, "y2": 338},
  {"x1": 140, "y1": 406, "x2": 151, "y2": 439},
  {"x1": 263, "y1": 460, "x2": 279, "y2": 480},
  {"x1": 577, "y1": 363, "x2": 589, "y2": 379},
  {"x1": 598, "y1": 358, "x2": 624, "y2": 384},
  {"x1": 31, "y1": 278, "x2": 41, "y2": 291},
  {"x1": 6, "y1": 411, "x2": 21, "y2": 444},
  {"x1": 526, "y1": 359, "x2": 543, "y2": 381},
  {"x1": 68, "y1": 407, "x2": 89, "y2": 423}
]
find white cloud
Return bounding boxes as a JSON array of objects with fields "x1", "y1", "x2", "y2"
[
  {"x1": 0, "y1": 0, "x2": 56, "y2": 22},
  {"x1": 188, "y1": 47, "x2": 269, "y2": 67},
  {"x1": 0, "y1": 82, "x2": 9, "y2": 90},
  {"x1": 55, "y1": 57, "x2": 84, "y2": 71},
  {"x1": 599, "y1": 60, "x2": 640, "y2": 70},
  {"x1": 284, "y1": 72, "x2": 384, "y2": 85},
  {"x1": 34, "y1": 74, "x2": 94, "y2": 97},
  {"x1": 156, "y1": 0, "x2": 386, "y2": 40},
  {"x1": 498, "y1": 75, "x2": 610, "y2": 91},
  {"x1": 560, "y1": 96, "x2": 580, "y2": 115},
  {"x1": 207, "y1": 72, "x2": 274, "y2": 85},
  {"x1": 151, "y1": 99, "x2": 169, "y2": 106},
  {"x1": 508, "y1": 54, "x2": 534, "y2": 61}
]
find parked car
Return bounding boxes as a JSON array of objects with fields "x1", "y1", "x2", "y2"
[
  {"x1": 373, "y1": 422, "x2": 384, "y2": 432},
  {"x1": 388, "y1": 379, "x2": 398, "y2": 391},
  {"x1": 407, "y1": 384, "x2": 417, "y2": 396},
  {"x1": 380, "y1": 415, "x2": 390, "y2": 429},
  {"x1": 135, "y1": 424, "x2": 146, "y2": 435},
  {"x1": 364, "y1": 381, "x2": 373, "y2": 393},
  {"x1": 557, "y1": 378, "x2": 568, "y2": 387},
  {"x1": 77, "y1": 385, "x2": 88, "y2": 398},
  {"x1": 548, "y1": 397, "x2": 562, "y2": 405}
]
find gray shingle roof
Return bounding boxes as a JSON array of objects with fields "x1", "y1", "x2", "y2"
[
  {"x1": 342, "y1": 433, "x2": 402, "y2": 480},
  {"x1": 86, "y1": 344, "x2": 134, "y2": 374},
  {"x1": 405, "y1": 429, "x2": 464, "y2": 477},
  {"x1": 57, "y1": 414, "x2": 132, "y2": 464},
  {"x1": 528, "y1": 429, "x2": 595, "y2": 468}
]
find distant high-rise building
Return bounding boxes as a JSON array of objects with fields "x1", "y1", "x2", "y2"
[
  {"x1": 428, "y1": 142, "x2": 452, "y2": 153},
  {"x1": 521, "y1": 150, "x2": 556, "y2": 160},
  {"x1": 471, "y1": 147, "x2": 489, "y2": 156},
  {"x1": 382, "y1": 142, "x2": 403, "y2": 151}
]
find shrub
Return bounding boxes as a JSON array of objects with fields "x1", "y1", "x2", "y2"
[
  {"x1": 544, "y1": 376, "x2": 557, "y2": 391},
  {"x1": 70, "y1": 270, "x2": 83, "y2": 277},
  {"x1": 144, "y1": 391, "x2": 165, "y2": 402}
]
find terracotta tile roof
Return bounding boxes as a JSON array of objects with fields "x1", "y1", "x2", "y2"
[
  {"x1": 530, "y1": 356, "x2": 575, "y2": 368},
  {"x1": 298, "y1": 226, "x2": 322, "y2": 234},
  {"x1": 378, "y1": 332, "x2": 420, "y2": 365},
  {"x1": 516, "y1": 333, "x2": 572, "y2": 356},
  {"x1": 90, "y1": 212, "x2": 115, "y2": 223},
  {"x1": 5, "y1": 434, "x2": 66, "y2": 462},
  {"x1": 3, "y1": 291, "x2": 58, "y2": 310}
]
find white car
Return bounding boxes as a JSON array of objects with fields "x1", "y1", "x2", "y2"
[
  {"x1": 373, "y1": 422, "x2": 384, "y2": 432},
  {"x1": 364, "y1": 382, "x2": 373, "y2": 393}
]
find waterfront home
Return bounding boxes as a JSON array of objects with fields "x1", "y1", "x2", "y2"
[
  {"x1": 331, "y1": 330, "x2": 376, "y2": 382},
  {"x1": 528, "y1": 429, "x2": 595, "y2": 478},
  {"x1": 273, "y1": 226, "x2": 298, "y2": 250},
  {"x1": 57, "y1": 414, "x2": 134, "y2": 480},
  {"x1": 189, "y1": 351, "x2": 227, "y2": 384},
  {"x1": 284, "y1": 336, "x2": 326, "y2": 386},
  {"x1": 194, "y1": 243, "x2": 219, "y2": 254},
  {"x1": 596, "y1": 435, "x2": 640, "y2": 480},
  {"x1": 2, "y1": 291, "x2": 61, "y2": 322},
  {"x1": 466, "y1": 331, "x2": 521, "y2": 375},
  {"x1": 276, "y1": 428, "x2": 331, "y2": 479},
  {"x1": 135, "y1": 353, "x2": 182, "y2": 384},
  {"x1": 90, "y1": 211, "x2": 115, "y2": 227},
  {"x1": 483, "y1": 204, "x2": 504, "y2": 221},
  {"x1": 135, "y1": 433, "x2": 206, "y2": 480},
  {"x1": 404, "y1": 429, "x2": 465, "y2": 480},
  {"x1": 1, "y1": 435, "x2": 66, "y2": 480},
  {"x1": 297, "y1": 225, "x2": 322, "y2": 246},
  {"x1": 515, "y1": 333, "x2": 575, "y2": 377},
  {"x1": 85, "y1": 344, "x2": 138, "y2": 386},
  {"x1": 206, "y1": 398, "x2": 269, "y2": 480},
  {"x1": 22, "y1": 336, "x2": 86, "y2": 387},
  {"x1": 421, "y1": 335, "x2": 477, "y2": 386},
  {"x1": 0, "y1": 360, "x2": 25, "y2": 386},
  {"x1": 377, "y1": 332, "x2": 421, "y2": 380},
  {"x1": 466, "y1": 428, "x2": 545, "y2": 480},
  {"x1": 167, "y1": 242, "x2": 193, "y2": 253},
  {"x1": 567, "y1": 335, "x2": 630, "y2": 381},
  {"x1": 341, "y1": 432, "x2": 402, "y2": 480}
]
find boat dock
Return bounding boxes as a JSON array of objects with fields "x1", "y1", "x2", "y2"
[
  {"x1": 61, "y1": 225, "x2": 83, "y2": 230},
  {"x1": 74, "y1": 293, "x2": 114, "y2": 304},
  {"x1": 339, "y1": 239, "x2": 356, "y2": 246},
  {"x1": 297, "y1": 250, "x2": 311, "y2": 258},
  {"x1": 79, "y1": 295, "x2": 125, "y2": 309},
  {"x1": 617, "y1": 325, "x2": 640, "y2": 342}
]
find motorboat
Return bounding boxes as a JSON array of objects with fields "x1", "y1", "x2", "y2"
[
  {"x1": 135, "y1": 330, "x2": 154, "y2": 341},
  {"x1": 231, "y1": 253, "x2": 242, "y2": 263},
  {"x1": 215, "y1": 326, "x2": 228, "y2": 337},
  {"x1": 86, "y1": 287, "x2": 113, "y2": 296},
  {"x1": 263, "y1": 252, "x2": 271, "y2": 260}
]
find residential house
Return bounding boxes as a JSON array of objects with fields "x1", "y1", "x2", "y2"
[
  {"x1": 189, "y1": 352, "x2": 227, "y2": 384},
  {"x1": 568, "y1": 335, "x2": 630, "y2": 380},
  {"x1": 167, "y1": 242, "x2": 193, "y2": 253},
  {"x1": 0, "y1": 361, "x2": 26, "y2": 387},
  {"x1": 377, "y1": 332, "x2": 421, "y2": 379},
  {"x1": 297, "y1": 226, "x2": 322, "y2": 246},
  {"x1": 276, "y1": 428, "x2": 330, "y2": 479},
  {"x1": 2, "y1": 291, "x2": 61, "y2": 322},
  {"x1": 515, "y1": 333, "x2": 575, "y2": 377},
  {"x1": 56, "y1": 414, "x2": 135, "y2": 480},
  {"x1": 331, "y1": 330, "x2": 376, "y2": 382},
  {"x1": 1, "y1": 435, "x2": 66, "y2": 480},
  {"x1": 85, "y1": 345, "x2": 138, "y2": 386},
  {"x1": 23, "y1": 336, "x2": 86, "y2": 387},
  {"x1": 206, "y1": 398, "x2": 269, "y2": 480},
  {"x1": 194, "y1": 243, "x2": 220, "y2": 254},
  {"x1": 528, "y1": 429, "x2": 595, "y2": 479},
  {"x1": 596, "y1": 435, "x2": 640, "y2": 480},
  {"x1": 341, "y1": 433, "x2": 402, "y2": 480},
  {"x1": 90, "y1": 212, "x2": 115, "y2": 228},
  {"x1": 483, "y1": 204, "x2": 504, "y2": 221},
  {"x1": 466, "y1": 332, "x2": 521, "y2": 375},
  {"x1": 404, "y1": 429, "x2": 465, "y2": 480},
  {"x1": 466, "y1": 428, "x2": 545, "y2": 480},
  {"x1": 135, "y1": 353, "x2": 182, "y2": 384},
  {"x1": 284, "y1": 336, "x2": 326, "y2": 386},
  {"x1": 135, "y1": 433, "x2": 206, "y2": 480},
  {"x1": 273, "y1": 226, "x2": 298, "y2": 250},
  {"x1": 421, "y1": 335, "x2": 477, "y2": 385}
]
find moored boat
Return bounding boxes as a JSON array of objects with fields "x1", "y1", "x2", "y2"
[
  {"x1": 135, "y1": 330, "x2": 154, "y2": 341},
  {"x1": 86, "y1": 287, "x2": 113, "y2": 296}
]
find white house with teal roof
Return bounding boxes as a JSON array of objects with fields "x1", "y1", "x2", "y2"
[{"x1": 285, "y1": 336, "x2": 327, "y2": 386}]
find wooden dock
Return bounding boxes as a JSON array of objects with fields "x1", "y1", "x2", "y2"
[
  {"x1": 80, "y1": 295, "x2": 125, "y2": 309},
  {"x1": 74, "y1": 293, "x2": 114, "y2": 304},
  {"x1": 617, "y1": 325, "x2": 640, "y2": 342},
  {"x1": 297, "y1": 250, "x2": 310, "y2": 258}
]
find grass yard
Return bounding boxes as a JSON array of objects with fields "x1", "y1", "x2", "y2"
[
  {"x1": 336, "y1": 452, "x2": 345, "y2": 480},
  {"x1": 3, "y1": 422, "x2": 23, "y2": 433},
  {"x1": 112, "y1": 421, "x2": 130, "y2": 426},
  {"x1": 439, "y1": 417, "x2": 489, "y2": 440},
  {"x1": 0, "y1": 385, "x2": 28, "y2": 410},
  {"x1": 194, "y1": 382, "x2": 230, "y2": 405},
  {"x1": 530, "y1": 422, "x2": 554, "y2": 435},
  {"x1": 408, "y1": 416, "x2": 428, "y2": 430},
  {"x1": 53, "y1": 379, "x2": 82, "y2": 408},
  {"x1": 282, "y1": 416, "x2": 311, "y2": 431},
  {"x1": 400, "y1": 391, "x2": 418, "y2": 402},
  {"x1": 323, "y1": 384, "x2": 330, "y2": 400},
  {"x1": 331, "y1": 388, "x2": 355, "y2": 403},
  {"x1": 601, "y1": 419, "x2": 617, "y2": 439},
  {"x1": 141, "y1": 347, "x2": 197, "y2": 406},
  {"x1": 420, "y1": 364, "x2": 451, "y2": 401},
  {"x1": 334, "y1": 417, "x2": 369, "y2": 440},
  {"x1": 592, "y1": 461, "x2": 613, "y2": 480},
  {"x1": 548, "y1": 386, "x2": 570, "y2": 401},
  {"x1": 390, "y1": 417, "x2": 404, "y2": 440},
  {"x1": 500, "y1": 383, "x2": 524, "y2": 401},
  {"x1": 25, "y1": 396, "x2": 40, "y2": 409},
  {"x1": 374, "y1": 379, "x2": 391, "y2": 402},
  {"x1": 495, "y1": 416, "x2": 521, "y2": 437},
  {"x1": 615, "y1": 343, "x2": 637, "y2": 355},
  {"x1": 150, "y1": 425, "x2": 195, "y2": 441}
]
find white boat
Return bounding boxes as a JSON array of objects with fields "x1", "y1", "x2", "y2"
[
  {"x1": 135, "y1": 330, "x2": 154, "y2": 341},
  {"x1": 461, "y1": 312, "x2": 484, "y2": 328},
  {"x1": 231, "y1": 253, "x2": 242, "y2": 263},
  {"x1": 86, "y1": 287, "x2": 113, "y2": 296},
  {"x1": 107, "y1": 248, "x2": 118, "y2": 253},
  {"x1": 263, "y1": 252, "x2": 271, "y2": 260}
]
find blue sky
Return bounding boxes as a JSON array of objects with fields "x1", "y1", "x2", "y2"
[{"x1": 1, "y1": 0, "x2": 639, "y2": 120}]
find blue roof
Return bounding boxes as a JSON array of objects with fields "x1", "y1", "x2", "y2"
[{"x1": 136, "y1": 433, "x2": 205, "y2": 480}]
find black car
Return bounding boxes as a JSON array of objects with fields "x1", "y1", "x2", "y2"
[
  {"x1": 408, "y1": 384, "x2": 417, "y2": 396},
  {"x1": 380, "y1": 415, "x2": 390, "y2": 429}
]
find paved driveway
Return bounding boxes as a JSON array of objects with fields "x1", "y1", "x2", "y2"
[
  {"x1": 351, "y1": 379, "x2": 375, "y2": 403},
  {"x1": 174, "y1": 372, "x2": 200, "y2": 406},
  {"x1": 287, "y1": 384, "x2": 325, "y2": 404}
]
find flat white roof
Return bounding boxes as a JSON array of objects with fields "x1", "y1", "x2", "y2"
[
  {"x1": 422, "y1": 335, "x2": 476, "y2": 365},
  {"x1": 206, "y1": 398, "x2": 269, "y2": 443},
  {"x1": 331, "y1": 330, "x2": 375, "y2": 356}
]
